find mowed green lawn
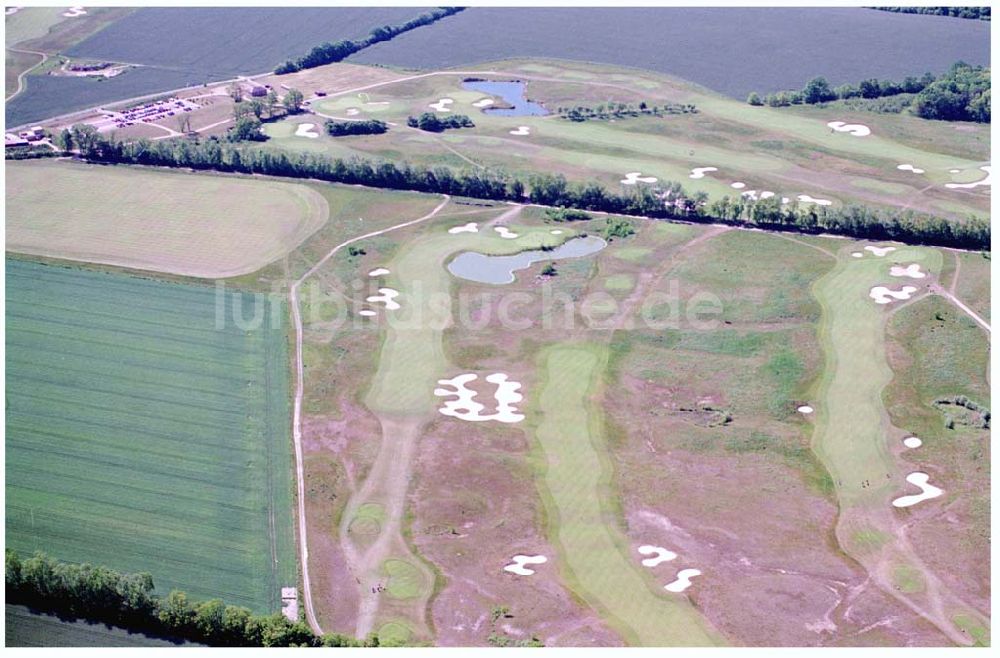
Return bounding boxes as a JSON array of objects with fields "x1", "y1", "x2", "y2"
[{"x1": 5, "y1": 259, "x2": 296, "y2": 612}]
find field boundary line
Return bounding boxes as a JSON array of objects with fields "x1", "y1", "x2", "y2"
[{"x1": 288, "y1": 194, "x2": 451, "y2": 636}]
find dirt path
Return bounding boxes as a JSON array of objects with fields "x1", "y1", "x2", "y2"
[
  {"x1": 932, "y1": 284, "x2": 991, "y2": 336},
  {"x1": 289, "y1": 195, "x2": 452, "y2": 635},
  {"x1": 948, "y1": 250, "x2": 962, "y2": 295},
  {"x1": 6, "y1": 47, "x2": 48, "y2": 102}
]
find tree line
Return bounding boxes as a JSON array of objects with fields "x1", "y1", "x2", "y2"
[
  {"x1": 55, "y1": 126, "x2": 990, "y2": 250},
  {"x1": 6, "y1": 550, "x2": 375, "y2": 647},
  {"x1": 870, "y1": 7, "x2": 989, "y2": 21},
  {"x1": 325, "y1": 119, "x2": 388, "y2": 136},
  {"x1": 557, "y1": 101, "x2": 697, "y2": 122},
  {"x1": 746, "y1": 62, "x2": 990, "y2": 123},
  {"x1": 275, "y1": 7, "x2": 464, "y2": 74}
]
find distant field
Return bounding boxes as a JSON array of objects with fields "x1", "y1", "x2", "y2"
[
  {"x1": 5, "y1": 259, "x2": 296, "y2": 611},
  {"x1": 6, "y1": 605, "x2": 197, "y2": 647},
  {"x1": 6, "y1": 160, "x2": 328, "y2": 279}
]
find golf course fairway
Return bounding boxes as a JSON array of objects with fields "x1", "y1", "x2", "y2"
[
  {"x1": 533, "y1": 345, "x2": 720, "y2": 646},
  {"x1": 811, "y1": 245, "x2": 989, "y2": 646}
]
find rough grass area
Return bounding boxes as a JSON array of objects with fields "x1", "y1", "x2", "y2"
[
  {"x1": 5, "y1": 605, "x2": 197, "y2": 647},
  {"x1": 5, "y1": 260, "x2": 296, "y2": 612},
  {"x1": 6, "y1": 160, "x2": 328, "y2": 279}
]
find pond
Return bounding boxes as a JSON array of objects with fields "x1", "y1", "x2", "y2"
[
  {"x1": 448, "y1": 235, "x2": 606, "y2": 285},
  {"x1": 461, "y1": 79, "x2": 549, "y2": 117}
]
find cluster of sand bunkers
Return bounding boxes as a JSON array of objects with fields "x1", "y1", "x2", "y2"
[
  {"x1": 429, "y1": 98, "x2": 454, "y2": 112},
  {"x1": 434, "y1": 372, "x2": 525, "y2": 423},
  {"x1": 356, "y1": 267, "x2": 399, "y2": 317},
  {"x1": 637, "y1": 544, "x2": 701, "y2": 593},
  {"x1": 62, "y1": 6, "x2": 87, "y2": 18},
  {"x1": 294, "y1": 123, "x2": 319, "y2": 139}
]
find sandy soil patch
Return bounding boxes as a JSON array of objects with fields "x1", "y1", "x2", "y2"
[
  {"x1": 63, "y1": 6, "x2": 87, "y2": 18},
  {"x1": 663, "y1": 568, "x2": 702, "y2": 593},
  {"x1": 945, "y1": 165, "x2": 992, "y2": 189},
  {"x1": 689, "y1": 167, "x2": 718, "y2": 179},
  {"x1": 473, "y1": 98, "x2": 495, "y2": 108},
  {"x1": 366, "y1": 287, "x2": 400, "y2": 310},
  {"x1": 889, "y1": 263, "x2": 926, "y2": 279},
  {"x1": 434, "y1": 373, "x2": 525, "y2": 423},
  {"x1": 503, "y1": 555, "x2": 547, "y2": 576},
  {"x1": 494, "y1": 226, "x2": 519, "y2": 239},
  {"x1": 903, "y1": 436, "x2": 923, "y2": 449},
  {"x1": 429, "y1": 98, "x2": 454, "y2": 112},
  {"x1": 621, "y1": 172, "x2": 658, "y2": 185},
  {"x1": 368, "y1": 267, "x2": 390, "y2": 277},
  {"x1": 509, "y1": 126, "x2": 531, "y2": 136},
  {"x1": 449, "y1": 222, "x2": 479, "y2": 234},
  {"x1": 797, "y1": 405, "x2": 814, "y2": 414},
  {"x1": 864, "y1": 245, "x2": 896, "y2": 257},
  {"x1": 869, "y1": 285, "x2": 917, "y2": 305},
  {"x1": 892, "y1": 472, "x2": 943, "y2": 508},
  {"x1": 827, "y1": 120, "x2": 871, "y2": 137},
  {"x1": 637, "y1": 545, "x2": 677, "y2": 567},
  {"x1": 295, "y1": 123, "x2": 319, "y2": 139},
  {"x1": 797, "y1": 194, "x2": 832, "y2": 206},
  {"x1": 897, "y1": 164, "x2": 925, "y2": 174}
]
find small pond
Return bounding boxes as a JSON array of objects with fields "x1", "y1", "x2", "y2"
[
  {"x1": 461, "y1": 79, "x2": 549, "y2": 117},
  {"x1": 448, "y1": 235, "x2": 606, "y2": 285}
]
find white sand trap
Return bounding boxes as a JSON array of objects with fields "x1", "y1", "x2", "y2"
[
  {"x1": 63, "y1": 6, "x2": 87, "y2": 18},
  {"x1": 730, "y1": 182, "x2": 746, "y2": 189},
  {"x1": 621, "y1": 172, "x2": 658, "y2": 185},
  {"x1": 503, "y1": 555, "x2": 547, "y2": 576},
  {"x1": 897, "y1": 164, "x2": 925, "y2": 174},
  {"x1": 294, "y1": 123, "x2": 319, "y2": 139},
  {"x1": 798, "y1": 194, "x2": 833, "y2": 206},
  {"x1": 903, "y1": 436, "x2": 923, "y2": 449},
  {"x1": 689, "y1": 167, "x2": 718, "y2": 179},
  {"x1": 949, "y1": 168, "x2": 961, "y2": 174},
  {"x1": 368, "y1": 267, "x2": 390, "y2": 277},
  {"x1": 851, "y1": 252, "x2": 863, "y2": 258},
  {"x1": 869, "y1": 285, "x2": 917, "y2": 305},
  {"x1": 473, "y1": 98, "x2": 495, "y2": 108},
  {"x1": 509, "y1": 126, "x2": 531, "y2": 136},
  {"x1": 550, "y1": 229, "x2": 563, "y2": 235},
  {"x1": 890, "y1": 263, "x2": 926, "y2": 279},
  {"x1": 359, "y1": 309, "x2": 376, "y2": 317},
  {"x1": 946, "y1": 165, "x2": 992, "y2": 189},
  {"x1": 664, "y1": 569, "x2": 702, "y2": 593},
  {"x1": 892, "y1": 472, "x2": 943, "y2": 508},
  {"x1": 345, "y1": 108, "x2": 360, "y2": 116},
  {"x1": 741, "y1": 190, "x2": 758, "y2": 201},
  {"x1": 781, "y1": 197, "x2": 790, "y2": 204},
  {"x1": 448, "y1": 222, "x2": 479, "y2": 234},
  {"x1": 759, "y1": 191, "x2": 775, "y2": 199},
  {"x1": 827, "y1": 120, "x2": 871, "y2": 137},
  {"x1": 434, "y1": 372, "x2": 525, "y2": 423},
  {"x1": 638, "y1": 545, "x2": 677, "y2": 567},
  {"x1": 864, "y1": 245, "x2": 897, "y2": 257},
  {"x1": 429, "y1": 98, "x2": 454, "y2": 112},
  {"x1": 494, "y1": 226, "x2": 519, "y2": 239},
  {"x1": 366, "y1": 287, "x2": 400, "y2": 310},
  {"x1": 797, "y1": 405, "x2": 814, "y2": 414}
]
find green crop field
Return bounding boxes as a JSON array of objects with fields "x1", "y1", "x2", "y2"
[
  {"x1": 5, "y1": 259, "x2": 296, "y2": 612},
  {"x1": 6, "y1": 605, "x2": 198, "y2": 647}
]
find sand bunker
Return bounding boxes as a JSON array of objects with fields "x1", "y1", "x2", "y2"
[
  {"x1": 6, "y1": 7, "x2": 22, "y2": 15},
  {"x1": 689, "y1": 167, "x2": 718, "y2": 179},
  {"x1": 368, "y1": 267, "x2": 390, "y2": 277},
  {"x1": 903, "y1": 436, "x2": 923, "y2": 449},
  {"x1": 889, "y1": 263, "x2": 926, "y2": 279},
  {"x1": 797, "y1": 194, "x2": 832, "y2": 206},
  {"x1": 740, "y1": 190, "x2": 777, "y2": 202},
  {"x1": 730, "y1": 182, "x2": 746, "y2": 189},
  {"x1": 345, "y1": 108, "x2": 360, "y2": 116},
  {"x1": 434, "y1": 372, "x2": 525, "y2": 423},
  {"x1": 638, "y1": 545, "x2": 677, "y2": 567},
  {"x1": 827, "y1": 121, "x2": 871, "y2": 137},
  {"x1": 664, "y1": 568, "x2": 702, "y2": 593},
  {"x1": 366, "y1": 287, "x2": 400, "y2": 310},
  {"x1": 869, "y1": 285, "x2": 917, "y2": 305},
  {"x1": 503, "y1": 555, "x2": 547, "y2": 576},
  {"x1": 797, "y1": 405, "x2": 814, "y2": 414},
  {"x1": 295, "y1": 123, "x2": 319, "y2": 139},
  {"x1": 892, "y1": 472, "x2": 943, "y2": 508},
  {"x1": 946, "y1": 165, "x2": 992, "y2": 189},
  {"x1": 509, "y1": 126, "x2": 531, "y2": 136},
  {"x1": 897, "y1": 164, "x2": 925, "y2": 174},
  {"x1": 448, "y1": 222, "x2": 479, "y2": 234},
  {"x1": 359, "y1": 309, "x2": 376, "y2": 317},
  {"x1": 864, "y1": 245, "x2": 896, "y2": 257},
  {"x1": 494, "y1": 226, "x2": 519, "y2": 239},
  {"x1": 550, "y1": 229, "x2": 563, "y2": 235},
  {"x1": 851, "y1": 252, "x2": 863, "y2": 258},
  {"x1": 473, "y1": 98, "x2": 495, "y2": 108},
  {"x1": 621, "y1": 172, "x2": 658, "y2": 185},
  {"x1": 63, "y1": 6, "x2": 87, "y2": 18},
  {"x1": 949, "y1": 168, "x2": 961, "y2": 174},
  {"x1": 429, "y1": 98, "x2": 454, "y2": 112}
]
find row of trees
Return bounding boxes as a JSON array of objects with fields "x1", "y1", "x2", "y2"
[
  {"x1": 747, "y1": 72, "x2": 935, "y2": 107},
  {"x1": 275, "y1": 7, "x2": 464, "y2": 74},
  {"x1": 325, "y1": 119, "x2": 389, "y2": 136},
  {"x1": 6, "y1": 551, "x2": 372, "y2": 647},
  {"x1": 59, "y1": 128, "x2": 990, "y2": 250},
  {"x1": 871, "y1": 7, "x2": 989, "y2": 21},
  {"x1": 406, "y1": 112, "x2": 474, "y2": 132},
  {"x1": 557, "y1": 101, "x2": 697, "y2": 122}
]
